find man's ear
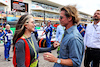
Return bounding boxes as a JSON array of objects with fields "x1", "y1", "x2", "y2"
[{"x1": 68, "y1": 17, "x2": 72, "y2": 22}]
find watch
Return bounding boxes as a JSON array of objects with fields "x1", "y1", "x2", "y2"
[{"x1": 57, "y1": 58, "x2": 61, "y2": 64}]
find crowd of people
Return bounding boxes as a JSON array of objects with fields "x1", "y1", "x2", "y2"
[{"x1": 0, "y1": 5, "x2": 100, "y2": 67}]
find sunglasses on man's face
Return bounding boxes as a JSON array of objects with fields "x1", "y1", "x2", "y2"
[{"x1": 60, "y1": 16, "x2": 63, "y2": 19}]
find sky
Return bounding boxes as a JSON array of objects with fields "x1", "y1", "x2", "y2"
[{"x1": 49, "y1": 0, "x2": 100, "y2": 16}]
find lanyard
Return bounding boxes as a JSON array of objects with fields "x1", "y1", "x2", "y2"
[
  {"x1": 23, "y1": 34, "x2": 37, "y2": 59},
  {"x1": 57, "y1": 29, "x2": 66, "y2": 55},
  {"x1": 60, "y1": 34, "x2": 64, "y2": 44},
  {"x1": 93, "y1": 24, "x2": 98, "y2": 31},
  {"x1": 60, "y1": 28, "x2": 66, "y2": 43}
]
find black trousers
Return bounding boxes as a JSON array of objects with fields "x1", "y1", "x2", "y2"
[{"x1": 84, "y1": 47, "x2": 100, "y2": 67}]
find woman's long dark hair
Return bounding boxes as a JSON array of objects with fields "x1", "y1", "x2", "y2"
[{"x1": 13, "y1": 14, "x2": 33, "y2": 48}]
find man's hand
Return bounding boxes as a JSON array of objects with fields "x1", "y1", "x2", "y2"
[
  {"x1": 43, "y1": 52, "x2": 57, "y2": 62},
  {"x1": 53, "y1": 41, "x2": 60, "y2": 48},
  {"x1": 80, "y1": 28, "x2": 85, "y2": 33}
]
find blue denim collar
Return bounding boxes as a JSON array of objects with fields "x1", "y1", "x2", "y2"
[{"x1": 66, "y1": 25, "x2": 77, "y2": 34}]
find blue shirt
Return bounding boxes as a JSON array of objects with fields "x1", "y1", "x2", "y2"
[
  {"x1": 56, "y1": 25, "x2": 65, "y2": 43},
  {"x1": 77, "y1": 24, "x2": 85, "y2": 37},
  {"x1": 45, "y1": 26, "x2": 52, "y2": 40},
  {"x1": 81, "y1": 26, "x2": 85, "y2": 37},
  {"x1": 4, "y1": 29, "x2": 13, "y2": 42},
  {"x1": 54, "y1": 25, "x2": 84, "y2": 67},
  {"x1": 33, "y1": 27, "x2": 38, "y2": 39},
  {"x1": 77, "y1": 24, "x2": 82, "y2": 32},
  {"x1": 0, "y1": 31, "x2": 4, "y2": 40}
]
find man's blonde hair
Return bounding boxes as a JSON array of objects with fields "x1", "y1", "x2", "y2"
[{"x1": 60, "y1": 5, "x2": 80, "y2": 25}]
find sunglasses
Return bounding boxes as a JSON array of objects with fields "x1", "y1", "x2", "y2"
[{"x1": 60, "y1": 16, "x2": 63, "y2": 19}]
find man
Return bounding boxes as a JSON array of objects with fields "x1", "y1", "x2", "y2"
[
  {"x1": 84, "y1": 10, "x2": 100, "y2": 67},
  {"x1": 44, "y1": 20, "x2": 52, "y2": 48},
  {"x1": 4, "y1": 24, "x2": 13, "y2": 61},
  {"x1": 43, "y1": 5, "x2": 84, "y2": 67}
]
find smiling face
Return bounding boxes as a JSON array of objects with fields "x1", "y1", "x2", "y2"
[
  {"x1": 25, "y1": 17, "x2": 35, "y2": 32},
  {"x1": 93, "y1": 10, "x2": 100, "y2": 21}
]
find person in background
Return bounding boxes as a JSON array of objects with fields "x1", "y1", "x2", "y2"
[
  {"x1": 77, "y1": 23, "x2": 85, "y2": 37},
  {"x1": 33, "y1": 27, "x2": 38, "y2": 40},
  {"x1": 43, "y1": 24, "x2": 47, "y2": 30},
  {"x1": 0, "y1": 27, "x2": 5, "y2": 56},
  {"x1": 3, "y1": 22, "x2": 6, "y2": 28},
  {"x1": 51, "y1": 23, "x2": 55, "y2": 32},
  {"x1": 0, "y1": 27, "x2": 4, "y2": 43},
  {"x1": 44, "y1": 20, "x2": 52, "y2": 50},
  {"x1": 77, "y1": 23, "x2": 82, "y2": 32},
  {"x1": 55, "y1": 24, "x2": 65, "y2": 54},
  {"x1": 84, "y1": 24, "x2": 87, "y2": 29},
  {"x1": 80, "y1": 24, "x2": 85, "y2": 37},
  {"x1": 0, "y1": 27, "x2": 4, "y2": 56},
  {"x1": 84, "y1": 10, "x2": 100, "y2": 67},
  {"x1": 4, "y1": 24, "x2": 13, "y2": 61},
  {"x1": 56, "y1": 24, "x2": 65, "y2": 43},
  {"x1": 12, "y1": 15, "x2": 57, "y2": 67},
  {"x1": 43, "y1": 5, "x2": 84, "y2": 67},
  {"x1": 0, "y1": 23, "x2": 3, "y2": 28}
]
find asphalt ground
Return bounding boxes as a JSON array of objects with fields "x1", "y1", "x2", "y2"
[{"x1": 0, "y1": 44, "x2": 99, "y2": 67}]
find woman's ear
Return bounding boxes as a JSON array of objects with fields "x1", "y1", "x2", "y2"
[{"x1": 24, "y1": 24, "x2": 27, "y2": 29}]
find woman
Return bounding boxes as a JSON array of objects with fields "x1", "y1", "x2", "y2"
[{"x1": 13, "y1": 15, "x2": 58, "y2": 67}]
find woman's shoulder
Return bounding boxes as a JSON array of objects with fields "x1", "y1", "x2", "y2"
[
  {"x1": 15, "y1": 39, "x2": 25, "y2": 49},
  {"x1": 16, "y1": 38, "x2": 25, "y2": 43}
]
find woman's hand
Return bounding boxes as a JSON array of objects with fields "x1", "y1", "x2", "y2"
[{"x1": 53, "y1": 41, "x2": 60, "y2": 48}]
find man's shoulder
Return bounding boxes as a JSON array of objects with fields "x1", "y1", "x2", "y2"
[
  {"x1": 66, "y1": 35, "x2": 83, "y2": 45},
  {"x1": 68, "y1": 31, "x2": 82, "y2": 41},
  {"x1": 68, "y1": 34, "x2": 80, "y2": 40},
  {"x1": 62, "y1": 34, "x2": 83, "y2": 47}
]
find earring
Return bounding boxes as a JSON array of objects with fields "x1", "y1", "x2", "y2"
[{"x1": 26, "y1": 27, "x2": 29, "y2": 30}]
